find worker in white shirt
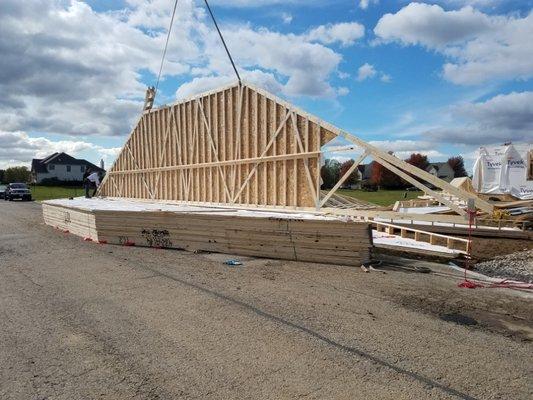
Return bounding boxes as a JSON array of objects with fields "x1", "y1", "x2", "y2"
[{"x1": 83, "y1": 168, "x2": 100, "y2": 198}]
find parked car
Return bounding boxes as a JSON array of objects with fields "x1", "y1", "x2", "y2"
[
  {"x1": 4, "y1": 183, "x2": 32, "y2": 201},
  {"x1": 0, "y1": 185, "x2": 6, "y2": 199}
]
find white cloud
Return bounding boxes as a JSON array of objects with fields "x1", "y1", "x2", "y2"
[
  {"x1": 338, "y1": 71, "x2": 350, "y2": 79},
  {"x1": 211, "y1": 26, "x2": 343, "y2": 97},
  {"x1": 0, "y1": 0, "x2": 355, "y2": 146},
  {"x1": 209, "y1": 0, "x2": 320, "y2": 6},
  {"x1": 281, "y1": 12, "x2": 293, "y2": 24},
  {"x1": 374, "y1": 3, "x2": 533, "y2": 85},
  {"x1": 306, "y1": 22, "x2": 365, "y2": 47},
  {"x1": 357, "y1": 63, "x2": 377, "y2": 81},
  {"x1": 368, "y1": 139, "x2": 441, "y2": 154},
  {"x1": 0, "y1": 131, "x2": 120, "y2": 169},
  {"x1": 425, "y1": 91, "x2": 533, "y2": 145},
  {"x1": 380, "y1": 73, "x2": 392, "y2": 83},
  {"x1": 326, "y1": 139, "x2": 444, "y2": 162},
  {"x1": 337, "y1": 87, "x2": 350, "y2": 96},
  {"x1": 175, "y1": 70, "x2": 284, "y2": 99},
  {"x1": 359, "y1": 0, "x2": 379, "y2": 10}
]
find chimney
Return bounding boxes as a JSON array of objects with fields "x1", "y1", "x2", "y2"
[{"x1": 100, "y1": 159, "x2": 105, "y2": 170}]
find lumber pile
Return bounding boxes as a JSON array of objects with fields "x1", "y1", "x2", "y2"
[
  {"x1": 42, "y1": 201, "x2": 372, "y2": 266},
  {"x1": 42, "y1": 204, "x2": 98, "y2": 240}
]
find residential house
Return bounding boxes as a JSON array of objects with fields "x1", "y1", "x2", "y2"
[
  {"x1": 426, "y1": 162, "x2": 454, "y2": 182},
  {"x1": 31, "y1": 152, "x2": 105, "y2": 184}
]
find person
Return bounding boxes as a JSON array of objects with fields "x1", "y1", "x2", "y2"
[
  {"x1": 83, "y1": 168, "x2": 91, "y2": 198},
  {"x1": 83, "y1": 168, "x2": 100, "y2": 198}
]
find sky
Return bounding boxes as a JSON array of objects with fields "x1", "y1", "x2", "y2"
[{"x1": 1, "y1": 0, "x2": 532, "y2": 172}]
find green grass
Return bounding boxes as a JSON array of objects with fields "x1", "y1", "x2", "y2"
[
  {"x1": 338, "y1": 189, "x2": 423, "y2": 207},
  {"x1": 28, "y1": 185, "x2": 421, "y2": 207},
  {"x1": 30, "y1": 185, "x2": 84, "y2": 202}
]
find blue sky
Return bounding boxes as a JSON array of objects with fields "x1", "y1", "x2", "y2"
[{"x1": 1, "y1": 0, "x2": 532, "y2": 172}]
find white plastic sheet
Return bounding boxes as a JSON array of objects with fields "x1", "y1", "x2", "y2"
[{"x1": 472, "y1": 143, "x2": 533, "y2": 199}]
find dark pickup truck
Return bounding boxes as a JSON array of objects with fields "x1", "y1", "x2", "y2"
[{"x1": 4, "y1": 183, "x2": 32, "y2": 201}]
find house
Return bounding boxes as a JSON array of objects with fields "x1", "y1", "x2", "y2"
[
  {"x1": 426, "y1": 162, "x2": 454, "y2": 182},
  {"x1": 31, "y1": 152, "x2": 105, "y2": 184},
  {"x1": 357, "y1": 164, "x2": 374, "y2": 181}
]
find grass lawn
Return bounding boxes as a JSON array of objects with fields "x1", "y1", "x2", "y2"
[
  {"x1": 30, "y1": 185, "x2": 84, "y2": 202},
  {"x1": 28, "y1": 185, "x2": 421, "y2": 206},
  {"x1": 338, "y1": 189, "x2": 423, "y2": 207}
]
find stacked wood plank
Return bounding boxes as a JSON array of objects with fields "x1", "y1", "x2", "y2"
[
  {"x1": 42, "y1": 201, "x2": 372, "y2": 266},
  {"x1": 42, "y1": 204, "x2": 98, "y2": 240}
]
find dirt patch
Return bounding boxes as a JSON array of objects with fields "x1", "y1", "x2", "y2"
[
  {"x1": 470, "y1": 237, "x2": 532, "y2": 261},
  {"x1": 392, "y1": 284, "x2": 533, "y2": 342}
]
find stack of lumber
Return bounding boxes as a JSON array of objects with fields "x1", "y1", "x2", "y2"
[
  {"x1": 42, "y1": 204, "x2": 98, "y2": 240},
  {"x1": 42, "y1": 200, "x2": 372, "y2": 266}
]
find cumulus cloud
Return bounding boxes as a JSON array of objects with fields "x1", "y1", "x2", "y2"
[
  {"x1": 0, "y1": 131, "x2": 120, "y2": 168},
  {"x1": 357, "y1": 63, "x2": 377, "y2": 81},
  {"x1": 359, "y1": 0, "x2": 379, "y2": 10},
  {"x1": 356, "y1": 63, "x2": 390, "y2": 82},
  {"x1": 368, "y1": 140, "x2": 444, "y2": 158},
  {"x1": 0, "y1": 0, "x2": 355, "y2": 143},
  {"x1": 374, "y1": 3, "x2": 533, "y2": 84},
  {"x1": 326, "y1": 139, "x2": 443, "y2": 162},
  {"x1": 306, "y1": 22, "x2": 365, "y2": 47},
  {"x1": 425, "y1": 91, "x2": 533, "y2": 145},
  {"x1": 281, "y1": 12, "x2": 293, "y2": 24}
]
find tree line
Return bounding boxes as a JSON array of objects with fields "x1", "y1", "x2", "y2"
[
  {"x1": 0, "y1": 166, "x2": 32, "y2": 184},
  {"x1": 320, "y1": 153, "x2": 467, "y2": 190}
]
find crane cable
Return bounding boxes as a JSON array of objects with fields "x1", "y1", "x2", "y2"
[
  {"x1": 203, "y1": 0, "x2": 241, "y2": 84},
  {"x1": 154, "y1": 0, "x2": 241, "y2": 104},
  {"x1": 154, "y1": 0, "x2": 180, "y2": 100}
]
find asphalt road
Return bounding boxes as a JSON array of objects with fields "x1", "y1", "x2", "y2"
[{"x1": 0, "y1": 201, "x2": 531, "y2": 399}]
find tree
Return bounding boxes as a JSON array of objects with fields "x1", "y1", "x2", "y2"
[
  {"x1": 370, "y1": 160, "x2": 405, "y2": 189},
  {"x1": 320, "y1": 159, "x2": 341, "y2": 189},
  {"x1": 0, "y1": 169, "x2": 5, "y2": 184},
  {"x1": 405, "y1": 153, "x2": 429, "y2": 172},
  {"x1": 4, "y1": 166, "x2": 31, "y2": 183},
  {"x1": 338, "y1": 160, "x2": 360, "y2": 186},
  {"x1": 447, "y1": 156, "x2": 467, "y2": 178}
]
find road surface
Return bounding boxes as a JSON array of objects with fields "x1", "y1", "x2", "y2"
[{"x1": 0, "y1": 201, "x2": 531, "y2": 399}]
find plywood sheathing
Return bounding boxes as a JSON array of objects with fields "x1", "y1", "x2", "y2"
[
  {"x1": 100, "y1": 84, "x2": 335, "y2": 208},
  {"x1": 99, "y1": 81, "x2": 492, "y2": 215}
]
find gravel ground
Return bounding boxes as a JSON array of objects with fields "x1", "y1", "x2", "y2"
[
  {"x1": 475, "y1": 249, "x2": 533, "y2": 282},
  {"x1": 1, "y1": 201, "x2": 532, "y2": 400}
]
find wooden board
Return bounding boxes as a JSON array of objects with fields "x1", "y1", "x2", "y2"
[{"x1": 42, "y1": 203, "x2": 372, "y2": 266}]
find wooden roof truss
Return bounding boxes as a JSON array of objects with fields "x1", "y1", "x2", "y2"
[{"x1": 99, "y1": 82, "x2": 493, "y2": 216}]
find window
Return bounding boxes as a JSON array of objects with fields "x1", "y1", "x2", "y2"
[
  {"x1": 80, "y1": 165, "x2": 85, "y2": 172},
  {"x1": 48, "y1": 164, "x2": 55, "y2": 171},
  {"x1": 66, "y1": 165, "x2": 71, "y2": 172}
]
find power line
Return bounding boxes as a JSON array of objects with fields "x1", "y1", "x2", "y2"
[{"x1": 203, "y1": 0, "x2": 241, "y2": 84}]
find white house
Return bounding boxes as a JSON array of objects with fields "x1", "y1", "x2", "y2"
[
  {"x1": 31, "y1": 152, "x2": 105, "y2": 184},
  {"x1": 426, "y1": 162, "x2": 455, "y2": 182}
]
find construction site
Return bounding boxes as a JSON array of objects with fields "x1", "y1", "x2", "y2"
[
  {"x1": 1, "y1": 1, "x2": 532, "y2": 399},
  {"x1": 41, "y1": 80, "x2": 532, "y2": 272}
]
